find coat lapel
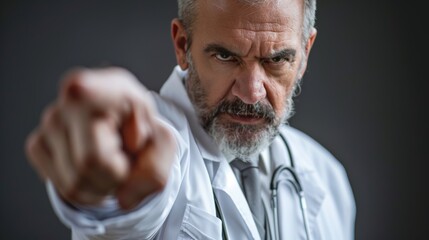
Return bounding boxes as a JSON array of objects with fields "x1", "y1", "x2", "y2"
[{"x1": 211, "y1": 159, "x2": 261, "y2": 240}]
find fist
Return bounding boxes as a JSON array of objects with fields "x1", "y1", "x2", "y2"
[{"x1": 25, "y1": 67, "x2": 176, "y2": 209}]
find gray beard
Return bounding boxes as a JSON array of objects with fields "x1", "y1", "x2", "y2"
[{"x1": 185, "y1": 57, "x2": 296, "y2": 160}]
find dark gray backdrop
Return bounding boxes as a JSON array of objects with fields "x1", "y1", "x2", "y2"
[{"x1": 1, "y1": 1, "x2": 426, "y2": 239}]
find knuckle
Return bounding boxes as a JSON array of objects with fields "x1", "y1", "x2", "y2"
[
  {"x1": 98, "y1": 158, "x2": 128, "y2": 185},
  {"x1": 103, "y1": 163, "x2": 127, "y2": 184},
  {"x1": 60, "y1": 176, "x2": 107, "y2": 205},
  {"x1": 61, "y1": 69, "x2": 90, "y2": 102},
  {"x1": 25, "y1": 131, "x2": 49, "y2": 166},
  {"x1": 61, "y1": 177, "x2": 88, "y2": 203},
  {"x1": 77, "y1": 151, "x2": 101, "y2": 174},
  {"x1": 76, "y1": 151, "x2": 123, "y2": 183},
  {"x1": 41, "y1": 105, "x2": 62, "y2": 131},
  {"x1": 151, "y1": 175, "x2": 168, "y2": 192},
  {"x1": 155, "y1": 124, "x2": 176, "y2": 155}
]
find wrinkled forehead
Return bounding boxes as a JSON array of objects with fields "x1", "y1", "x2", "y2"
[
  {"x1": 189, "y1": 0, "x2": 305, "y2": 52},
  {"x1": 194, "y1": 0, "x2": 305, "y2": 32}
]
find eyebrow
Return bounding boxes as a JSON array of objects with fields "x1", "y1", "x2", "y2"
[
  {"x1": 267, "y1": 49, "x2": 296, "y2": 59},
  {"x1": 204, "y1": 43, "x2": 239, "y2": 56},
  {"x1": 203, "y1": 43, "x2": 296, "y2": 59}
]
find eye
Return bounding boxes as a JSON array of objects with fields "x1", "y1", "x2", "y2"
[
  {"x1": 215, "y1": 52, "x2": 234, "y2": 61},
  {"x1": 268, "y1": 56, "x2": 288, "y2": 64}
]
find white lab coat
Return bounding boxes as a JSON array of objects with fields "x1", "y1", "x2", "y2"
[{"x1": 47, "y1": 66, "x2": 356, "y2": 240}]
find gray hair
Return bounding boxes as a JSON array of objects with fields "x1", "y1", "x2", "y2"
[{"x1": 177, "y1": 0, "x2": 317, "y2": 48}]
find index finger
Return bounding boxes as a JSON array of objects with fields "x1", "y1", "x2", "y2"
[{"x1": 59, "y1": 67, "x2": 155, "y2": 118}]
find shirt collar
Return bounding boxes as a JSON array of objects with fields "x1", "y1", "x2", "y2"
[{"x1": 224, "y1": 147, "x2": 271, "y2": 177}]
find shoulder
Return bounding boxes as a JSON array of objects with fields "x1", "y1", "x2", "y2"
[
  {"x1": 280, "y1": 124, "x2": 355, "y2": 203},
  {"x1": 281, "y1": 125, "x2": 356, "y2": 232},
  {"x1": 281, "y1": 124, "x2": 356, "y2": 219}
]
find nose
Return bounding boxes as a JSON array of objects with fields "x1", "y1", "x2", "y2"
[{"x1": 231, "y1": 65, "x2": 267, "y2": 104}]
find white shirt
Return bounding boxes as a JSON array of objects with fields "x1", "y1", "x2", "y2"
[{"x1": 47, "y1": 66, "x2": 356, "y2": 240}]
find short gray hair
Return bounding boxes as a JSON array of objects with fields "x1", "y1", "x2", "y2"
[{"x1": 177, "y1": 0, "x2": 316, "y2": 48}]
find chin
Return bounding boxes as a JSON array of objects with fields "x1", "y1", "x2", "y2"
[{"x1": 209, "y1": 120, "x2": 279, "y2": 159}]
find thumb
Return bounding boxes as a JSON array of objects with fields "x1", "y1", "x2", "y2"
[
  {"x1": 115, "y1": 139, "x2": 166, "y2": 210},
  {"x1": 121, "y1": 107, "x2": 153, "y2": 154},
  {"x1": 116, "y1": 122, "x2": 175, "y2": 210}
]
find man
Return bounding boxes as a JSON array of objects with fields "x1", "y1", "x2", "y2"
[{"x1": 26, "y1": 0, "x2": 356, "y2": 239}]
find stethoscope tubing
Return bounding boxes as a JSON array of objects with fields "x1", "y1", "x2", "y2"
[
  {"x1": 270, "y1": 133, "x2": 311, "y2": 240},
  {"x1": 271, "y1": 166, "x2": 311, "y2": 240}
]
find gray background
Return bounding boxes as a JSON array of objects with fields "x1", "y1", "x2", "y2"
[{"x1": 1, "y1": 0, "x2": 426, "y2": 239}]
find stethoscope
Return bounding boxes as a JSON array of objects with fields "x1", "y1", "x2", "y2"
[
  {"x1": 270, "y1": 133, "x2": 311, "y2": 240},
  {"x1": 213, "y1": 133, "x2": 311, "y2": 240}
]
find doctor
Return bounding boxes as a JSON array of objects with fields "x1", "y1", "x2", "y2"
[{"x1": 25, "y1": 0, "x2": 356, "y2": 239}]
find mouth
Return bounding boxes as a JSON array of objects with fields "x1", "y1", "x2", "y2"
[{"x1": 221, "y1": 113, "x2": 266, "y2": 125}]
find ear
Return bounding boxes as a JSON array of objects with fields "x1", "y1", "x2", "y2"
[
  {"x1": 171, "y1": 18, "x2": 189, "y2": 70},
  {"x1": 298, "y1": 27, "x2": 317, "y2": 79}
]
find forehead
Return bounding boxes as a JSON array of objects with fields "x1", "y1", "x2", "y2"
[
  {"x1": 195, "y1": 0, "x2": 303, "y2": 34},
  {"x1": 193, "y1": 0, "x2": 305, "y2": 53}
]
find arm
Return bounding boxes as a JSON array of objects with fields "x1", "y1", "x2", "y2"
[{"x1": 25, "y1": 67, "x2": 177, "y2": 238}]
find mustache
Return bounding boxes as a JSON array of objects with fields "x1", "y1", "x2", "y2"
[{"x1": 213, "y1": 98, "x2": 276, "y2": 122}]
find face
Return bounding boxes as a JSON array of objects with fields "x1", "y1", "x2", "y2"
[{"x1": 172, "y1": 0, "x2": 316, "y2": 160}]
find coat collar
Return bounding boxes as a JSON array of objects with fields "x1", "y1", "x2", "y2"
[{"x1": 211, "y1": 160, "x2": 262, "y2": 240}]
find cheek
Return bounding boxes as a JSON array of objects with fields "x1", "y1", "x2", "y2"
[
  {"x1": 266, "y1": 76, "x2": 296, "y2": 114},
  {"x1": 194, "y1": 59, "x2": 236, "y2": 107},
  {"x1": 197, "y1": 68, "x2": 234, "y2": 107}
]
